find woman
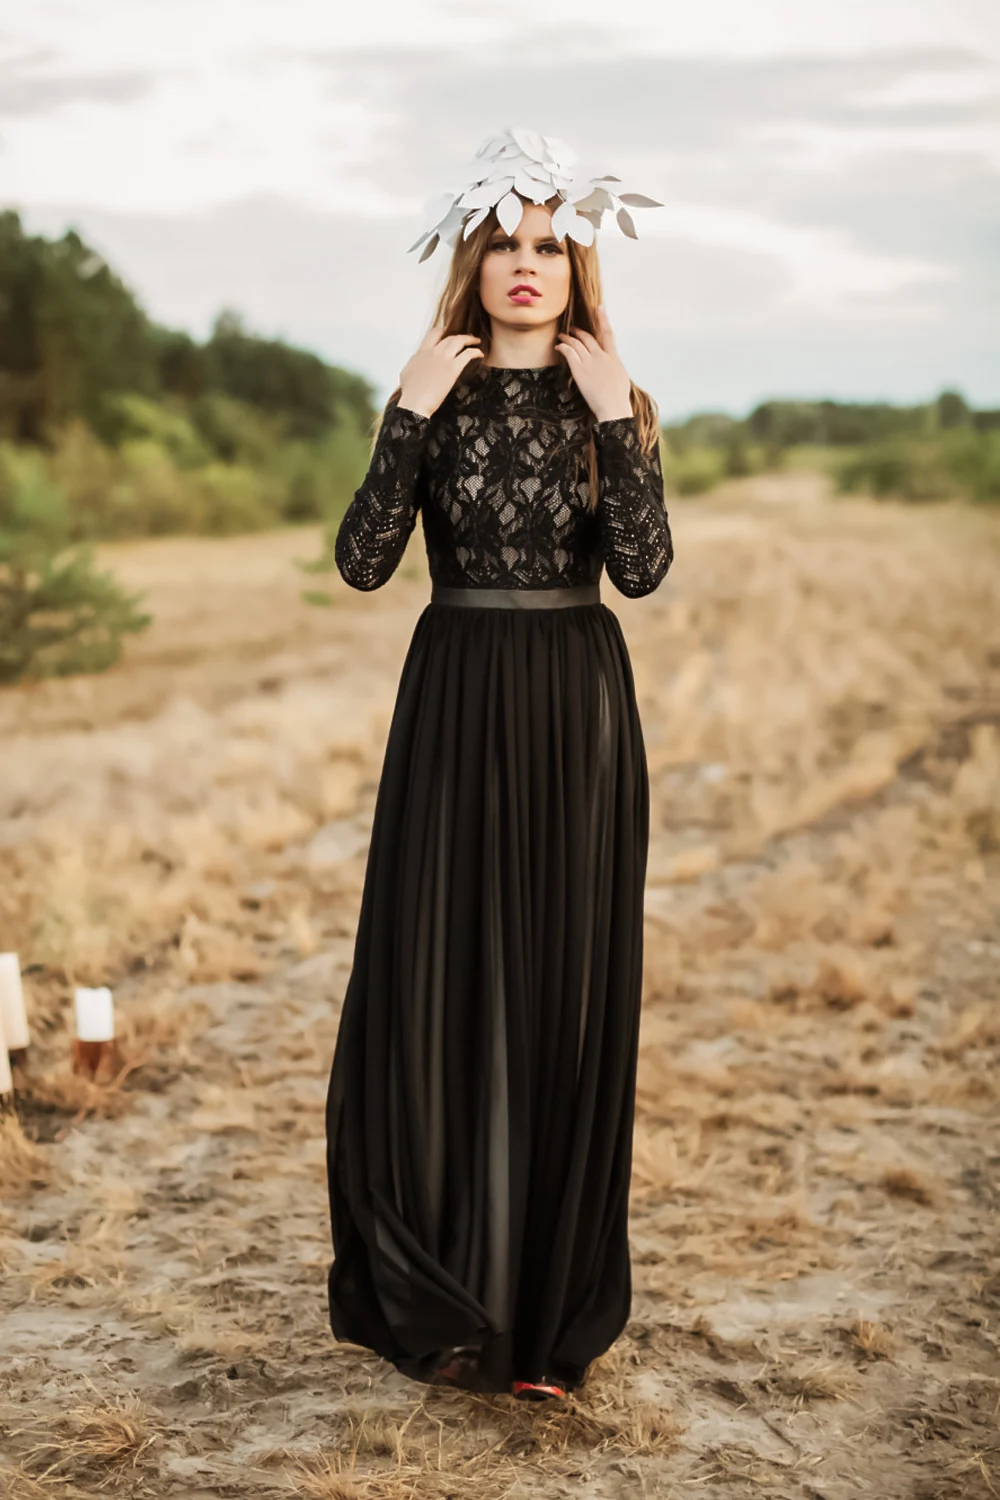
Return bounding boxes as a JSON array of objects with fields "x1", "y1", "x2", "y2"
[{"x1": 324, "y1": 128, "x2": 673, "y2": 1402}]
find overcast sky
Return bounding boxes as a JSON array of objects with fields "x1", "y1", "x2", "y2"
[{"x1": 2, "y1": 0, "x2": 998, "y2": 420}]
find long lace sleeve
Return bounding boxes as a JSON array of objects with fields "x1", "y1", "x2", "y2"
[
  {"x1": 592, "y1": 416, "x2": 674, "y2": 599},
  {"x1": 334, "y1": 399, "x2": 431, "y2": 591}
]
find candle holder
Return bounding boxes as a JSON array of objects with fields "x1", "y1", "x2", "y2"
[
  {"x1": 73, "y1": 987, "x2": 120, "y2": 1082},
  {"x1": 71, "y1": 1037, "x2": 123, "y2": 1081}
]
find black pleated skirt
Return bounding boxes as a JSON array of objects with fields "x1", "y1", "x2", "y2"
[{"x1": 324, "y1": 593, "x2": 649, "y2": 1393}]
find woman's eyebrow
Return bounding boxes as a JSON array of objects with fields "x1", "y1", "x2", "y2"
[{"x1": 489, "y1": 234, "x2": 559, "y2": 244}]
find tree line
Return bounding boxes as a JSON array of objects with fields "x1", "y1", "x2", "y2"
[
  {"x1": 660, "y1": 392, "x2": 1000, "y2": 499},
  {"x1": 0, "y1": 210, "x2": 996, "y2": 682},
  {"x1": 0, "y1": 210, "x2": 375, "y2": 448}
]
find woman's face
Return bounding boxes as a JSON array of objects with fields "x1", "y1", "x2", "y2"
[{"x1": 478, "y1": 200, "x2": 572, "y2": 333}]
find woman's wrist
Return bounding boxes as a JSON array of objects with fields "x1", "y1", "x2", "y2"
[
  {"x1": 397, "y1": 390, "x2": 434, "y2": 419},
  {"x1": 592, "y1": 408, "x2": 635, "y2": 425}
]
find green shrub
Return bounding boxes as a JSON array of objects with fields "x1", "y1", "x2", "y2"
[
  {"x1": 663, "y1": 443, "x2": 727, "y2": 496},
  {"x1": 47, "y1": 421, "x2": 135, "y2": 539},
  {"x1": 118, "y1": 439, "x2": 203, "y2": 534},
  {"x1": 942, "y1": 428, "x2": 1000, "y2": 504},
  {"x1": 0, "y1": 453, "x2": 150, "y2": 683},
  {"x1": 99, "y1": 393, "x2": 212, "y2": 468},
  {"x1": 194, "y1": 463, "x2": 283, "y2": 534},
  {"x1": 274, "y1": 441, "x2": 336, "y2": 522},
  {"x1": 190, "y1": 390, "x2": 280, "y2": 465},
  {"x1": 835, "y1": 440, "x2": 954, "y2": 502},
  {"x1": 723, "y1": 432, "x2": 753, "y2": 478}
]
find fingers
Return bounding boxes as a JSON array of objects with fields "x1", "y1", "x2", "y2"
[
  {"x1": 422, "y1": 325, "x2": 479, "y2": 346},
  {"x1": 571, "y1": 327, "x2": 603, "y2": 354},
  {"x1": 460, "y1": 345, "x2": 485, "y2": 366},
  {"x1": 556, "y1": 335, "x2": 595, "y2": 370},
  {"x1": 440, "y1": 333, "x2": 482, "y2": 359}
]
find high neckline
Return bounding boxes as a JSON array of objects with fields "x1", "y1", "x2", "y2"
[{"x1": 481, "y1": 364, "x2": 563, "y2": 374}]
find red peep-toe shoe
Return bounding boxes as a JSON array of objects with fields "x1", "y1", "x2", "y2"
[{"x1": 512, "y1": 1378, "x2": 568, "y2": 1401}]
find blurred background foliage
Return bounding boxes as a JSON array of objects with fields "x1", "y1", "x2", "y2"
[
  {"x1": 0, "y1": 209, "x2": 378, "y2": 680},
  {"x1": 0, "y1": 206, "x2": 997, "y2": 681},
  {"x1": 660, "y1": 391, "x2": 1000, "y2": 503},
  {"x1": 0, "y1": 210, "x2": 376, "y2": 541}
]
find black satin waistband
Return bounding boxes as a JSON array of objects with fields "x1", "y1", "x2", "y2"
[{"x1": 430, "y1": 584, "x2": 601, "y2": 610}]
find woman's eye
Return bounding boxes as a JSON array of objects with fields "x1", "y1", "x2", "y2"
[{"x1": 491, "y1": 242, "x2": 561, "y2": 254}]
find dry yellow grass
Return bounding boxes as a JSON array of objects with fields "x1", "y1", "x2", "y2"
[
  {"x1": 8, "y1": 1390, "x2": 162, "y2": 1488},
  {"x1": 0, "y1": 485, "x2": 998, "y2": 1498},
  {"x1": 0, "y1": 1111, "x2": 55, "y2": 1196}
]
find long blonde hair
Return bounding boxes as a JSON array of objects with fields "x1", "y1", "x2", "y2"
[{"x1": 374, "y1": 194, "x2": 661, "y2": 513}]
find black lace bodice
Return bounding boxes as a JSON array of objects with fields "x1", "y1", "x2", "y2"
[{"x1": 334, "y1": 362, "x2": 674, "y2": 599}]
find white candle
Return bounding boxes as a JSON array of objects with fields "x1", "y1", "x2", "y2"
[
  {"x1": 0, "y1": 1012, "x2": 12, "y2": 1096},
  {"x1": 74, "y1": 987, "x2": 115, "y2": 1043},
  {"x1": 0, "y1": 953, "x2": 29, "y2": 1051}
]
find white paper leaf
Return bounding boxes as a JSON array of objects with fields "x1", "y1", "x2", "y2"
[
  {"x1": 511, "y1": 126, "x2": 547, "y2": 161},
  {"x1": 417, "y1": 131, "x2": 657, "y2": 262},
  {"x1": 436, "y1": 203, "x2": 469, "y2": 241},
  {"x1": 568, "y1": 188, "x2": 610, "y2": 214},
  {"x1": 541, "y1": 134, "x2": 577, "y2": 169},
  {"x1": 459, "y1": 176, "x2": 514, "y2": 210},
  {"x1": 495, "y1": 190, "x2": 524, "y2": 235},
  {"x1": 549, "y1": 198, "x2": 577, "y2": 241},
  {"x1": 565, "y1": 213, "x2": 595, "y2": 246},
  {"x1": 616, "y1": 205, "x2": 638, "y2": 240},
  {"x1": 463, "y1": 205, "x2": 490, "y2": 239},
  {"x1": 514, "y1": 170, "x2": 554, "y2": 204},
  {"x1": 423, "y1": 190, "x2": 457, "y2": 229},
  {"x1": 475, "y1": 133, "x2": 508, "y2": 160},
  {"x1": 562, "y1": 176, "x2": 594, "y2": 202}
]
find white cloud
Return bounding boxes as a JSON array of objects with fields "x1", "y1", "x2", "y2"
[
  {"x1": 638, "y1": 202, "x2": 956, "y2": 319},
  {"x1": 751, "y1": 118, "x2": 1000, "y2": 174},
  {"x1": 0, "y1": 64, "x2": 398, "y2": 214},
  {"x1": 2, "y1": 0, "x2": 997, "y2": 406},
  {"x1": 854, "y1": 62, "x2": 1000, "y2": 108}
]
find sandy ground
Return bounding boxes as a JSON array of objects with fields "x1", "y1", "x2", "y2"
[{"x1": 1, "y1": 471, "x2": 999, "y2": 1499}]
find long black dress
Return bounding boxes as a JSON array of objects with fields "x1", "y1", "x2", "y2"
[{"x1": 324, "y1": 359, "x2": 673, "y2": 1394}]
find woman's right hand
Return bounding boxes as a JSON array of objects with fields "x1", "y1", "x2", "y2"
[{"x1": 397, "y1": 326, "x2": 484, "y2": 418}]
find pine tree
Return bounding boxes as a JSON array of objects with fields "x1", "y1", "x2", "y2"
[{"x1": 0, "y1": 453, "x2": 150, "y2": 683}]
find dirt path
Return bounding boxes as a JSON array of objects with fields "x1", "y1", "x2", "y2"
[{"x1": 1, "y1": 480, "x2": 998, "y2": 1499}]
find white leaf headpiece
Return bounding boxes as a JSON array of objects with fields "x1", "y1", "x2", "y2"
[{"x1": 407, "y1": 125, "x2": 663, "y2": 263}]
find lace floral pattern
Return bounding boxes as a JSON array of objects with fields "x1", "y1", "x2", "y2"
[{"x1": 334, "y1": 363, "x2": 673, "y2": 598}]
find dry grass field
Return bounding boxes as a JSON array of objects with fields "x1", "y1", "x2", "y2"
[{"x1": 1, "y1": 470, "x2": 999, "y2": 1499}]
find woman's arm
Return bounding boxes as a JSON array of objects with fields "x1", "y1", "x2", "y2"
[
  {"x1": 334, "y1": 398, "x2": 431, "y2": 591},
  {"x1": 592, "y1": 416, "x2": 674, "y2": 599}
]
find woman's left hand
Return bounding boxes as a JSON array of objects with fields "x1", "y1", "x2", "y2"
[{"x1": 555, "y1": 305, "x2": 634, "y2": 423}]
